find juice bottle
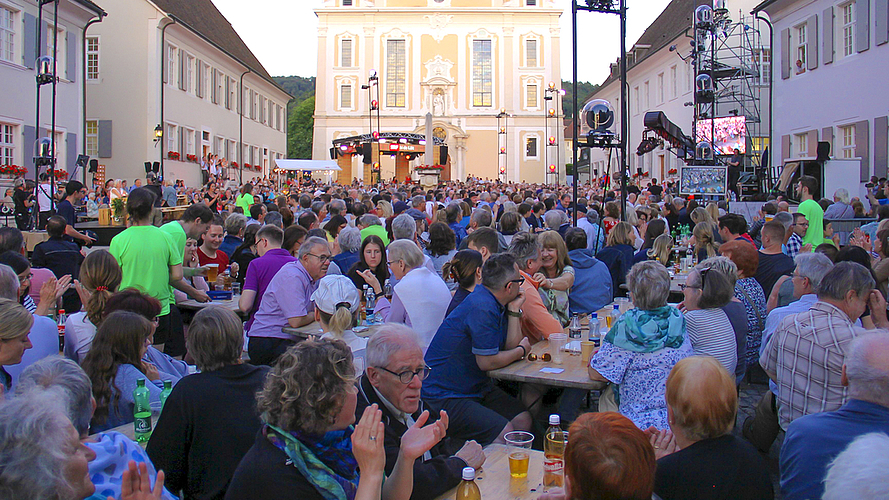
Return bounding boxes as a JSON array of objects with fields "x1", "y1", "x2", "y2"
[
  {"x1": 543, "y1": 414, "x2": 565, "y2": 489},
  {"x1": 607, "y1": 304, "x2": 620, "y2": 328},
  {"x1": 455, "y1": 467, "x2": 481, "y2": 500}
]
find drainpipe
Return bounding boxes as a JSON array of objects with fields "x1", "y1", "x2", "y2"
[
  {"x1": 81, "y1": 15, "x2": 103, "y2": 184},
  {"x1": 238, "y1": 68, "x2": 251, "y2": 185},
  {"x1": 754, "y1": 10, "x2": 774, "y2": 184},
  {"x1": 159, "y1": 18, "x2": 176, "y2": 181}
]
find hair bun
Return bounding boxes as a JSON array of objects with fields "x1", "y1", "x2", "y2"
[{"x1": 335, "y1": 301, "x2": 351, "y2": 310}]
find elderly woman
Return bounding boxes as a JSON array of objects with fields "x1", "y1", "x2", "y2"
[
  {"x1": 347, "y1": 235, "x2": 389, "y2": 293},
  {"x1": 498, "y1": 212, "x2": 522, "y2": 246},
  {"x1": 16, "y1": 356, "x2": 176, "y2": 500},
  {"x1": 719, "y1": 240, "x2": 767, "y2": 369},
  {"x1": 423, "y1": 222, "x2": 457, "y2": 279},
  {"x1": 148, "y1": 307, "x2": 269, "y2": 500},
  {"x1": 653, "y1": 357, "x2": 773, "y2": 500},
  {"x1": 824, "y1": 188, "x2": 855, "y2": 219},
  {"x1": 588, "y1": 261, "x2": 693, "y2": 429},
  {"x1": 533, "y1": 231, "x2": 575, "y2": 326},
  {"x1": 330, "y1": 227, "x2": 362, "y2": 276},
  {"x1": 82, "y1": 311, "x2": 180, "y2": 433},
  {"x1": 0, "y1": 298, "x2": 33, "y2": 393},
  {"x1": 681, "y1": 259, "x2": 739, "y2": 375},
  {"x1": 365, "y1": 240, "x2": 451, "y2": 352},
  {"x1": 596, "y1": 221, "x2": 637, "y2": 294},
  {"x1": 313, "y1": 275, "x2": 367, "y2": 373},
  {"x1": 225, "y1": 339, "x2": 447, "y2": 500}
]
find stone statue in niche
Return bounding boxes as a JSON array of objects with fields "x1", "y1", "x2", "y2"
[{"x1": 433, "y1": 92, "x2": 445, "y2": 116}]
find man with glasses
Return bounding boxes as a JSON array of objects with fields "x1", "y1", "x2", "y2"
[
  {"x1": 248, "y1": 236, "x2": 331, "y2": 365},
  {"x1": 785, "y1": 213, "x2": 809, "y2": 259},
  {"x1": 422, "y1": 253, "x2": 533, "y2": 446},
  {"x1": 239, "y1": 225, "x2": 294, "y2": 331},
  {"x1": 357, "y1": 323, "x2": 486, "y2": 500}
]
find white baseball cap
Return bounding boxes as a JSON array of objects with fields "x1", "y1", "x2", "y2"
[{"x1": 311, "y1": 274, "x2": 361, "y2": 314}]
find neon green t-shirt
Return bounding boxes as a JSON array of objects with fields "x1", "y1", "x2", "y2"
[
  {"x1": 236, "y1": 193, "x2": 254, "y2": 214},
  {"x1": 110, "y1": 225, "x2": 182, "y2": 316},
  {"x1": 798, "y1": 199, "x2": 824, "y2": 249},
  {"x1": 161, "y1": 221, "x2": 187, "y2": 298}
]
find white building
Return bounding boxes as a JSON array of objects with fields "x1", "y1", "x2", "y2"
[
  {"x1": 312, "y1": 0, "x2": 564, "y2": 184},
  {"x1": 0, "y1": 0, "x2": 106, "y2": 178},
  {"x1": 85, "y1": 0, "x2": 291, "y2": 187},
  {"x1": 584, "y1": 0, "x2": 770, "y2": 185},
  {"x1": 754, "y1": 0, "x2": 889, "y2": 193}
]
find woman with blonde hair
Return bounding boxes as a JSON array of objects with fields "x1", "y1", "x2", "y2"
[
  {"x1": 0, "y1": 298, "x2": 33, "y2": 393},
  {"x1": 64, "y1": 250, "x2": 123, "y2": 363},
  {"x1": 312, "y1": 275, "x2": 366, "y2": 373},
  {"x1": 647, "y1": 234, "x2": 675, "y2": 266},
  {"x1": 533, "y1": 231, "x2": 575, "y2": 326},
  {"x1": 376, "y1": 199, "x2": 394, "y2": 219},
  {"x1": 705, "y1": 202, "x2": 720, "y2": 223},
  {"x1": 693, "y1": 222, "x2": 720, "y2": 262},
  {"x1": 596, "y1": 221, "x2": 637, "y2": 293}
]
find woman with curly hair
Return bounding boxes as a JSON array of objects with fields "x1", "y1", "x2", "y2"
[
  {"x1": 226, "y1": 339, "x2": 447, "y2": 500},
  {"x1": 423, "y1": 222, "x2": 456, "y2": 279},
  {"x1": 63, "y1": 250, "x2": 122, "y2": 363},
  {"x1": 82, "y1": 310, "x2": 180, "y2": 433}
]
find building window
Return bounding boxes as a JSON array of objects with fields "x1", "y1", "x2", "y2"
[
  {"x1": 185, "y1": 54, "x2": 195, "y2": 92},
  {"x1": 166, "y1": 123, "x2": 177, "y2": 153},
  {"x1": 670, "y1": 65, "x2": 677, "y2": 99},
  {"x1": 643, "y1": 81, "x2": 650, "y2": 110},
  {"x1": 343, "y1": 0, "x2": 353, "y2": 5},
  {"x1": 215, "y1": 136, "x2": 224, "y2": 155},
  {"x1": 260, "y1": 95, "x2": 266, "y2": 123},
  {"x1": 795, "y1": 133, "x2": 808, "y2": 157},
  {"x1": 341, "y1": 84, "x2": 352, "y2": 109},
  {"x1": 268, "y1": 100, "x2": 274, "y2": 127},
  {"x1": 228, "y1": 78, "x2": 236, "y2": 110},
  {"x1": 795, "y1": 24, "x2": 806, "y2": 73},
  {"x1": 85, "y1": 121, "x2": 98, "y2": 157},
  {"x1": 215, "y1": 70, "x2": 224, "y2": 104},
  {"x1": 526, "y1": 84, "x2": 537, "y2": 108},
  {"x1": 45, "y1": 24, "x2": 65, "y2": 73},
  {"x1": 386, "y1": 39, "x2": 406, "y2": 107},
  {"x1": 840, "y1": 125, "x2": 855, "y2": 158},
  {"x1": 525, "y1": 136, "x2": 538, "y2": 158},
  {"x1": 755, "y1": 48, "x2": 771, "y2": 85},
  {"x1": 657, "y1": 73, "x2": 664, "y2": 104},
  {"x1": 166, "y1": 44, "x2": 176, "y2": 84},
  {"x1": 228, "y1": 139, "x2": 236, "y2": 159},
  {"x1": 0, "y1": 124, "x2": 13, "y2": 166},
  {"x1": 277, "y1": 105, "x2": 283, "y2": 131},
  {"x1": 840, "y1": 2, "x2": 855, "y2": 58},
  {"x1": 525, "y1": 39, "x2": 537, "y2": 67},
  {"x1": 1, "y1": 7, "x2": 15, "y2": 64},
  {"x1": 472, "y1": 39, "x2": 493, "y2": 107},
  {"x1": 185, "y1": 128, "x2": 195, "y2": 155},
  {"x1": 341, "y1": 38, "x2": 352, "y2": 67},
  {"x1": 252, "y1": 91, "x2": 258, "y2": 120},
  {"x1": 526, "y1": 0, "x2": 537, "y2": 5},
  {"x1": 633, "y1": 86, "x2": 640, "y2": 114},
  {"x1": 86, "y1": 37, "x2": 99, "y2": 80}
]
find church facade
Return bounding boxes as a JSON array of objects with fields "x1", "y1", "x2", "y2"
[{"x1": 312, "y1": 0, "x2": 564, "y2": 184}]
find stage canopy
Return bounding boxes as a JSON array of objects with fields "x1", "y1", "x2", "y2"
[{"x1": 275, "y1": 159, "x2": 341, "y2": 171}]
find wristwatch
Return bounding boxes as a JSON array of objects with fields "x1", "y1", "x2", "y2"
[{"x1": 506, "y1": 309, "x2": 523, "y2": 318}]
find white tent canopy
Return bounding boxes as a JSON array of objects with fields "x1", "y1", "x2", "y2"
[{"x1": 275, "y1": 159, "x2": 342, "y2": 171}]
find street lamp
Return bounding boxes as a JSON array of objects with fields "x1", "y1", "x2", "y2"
[
  {"x1": 496, "y1": 108, "x2": 508, "y2": 182},
  {"x1": 153, "y1": 124, "x2": 163, "y2": 146}
]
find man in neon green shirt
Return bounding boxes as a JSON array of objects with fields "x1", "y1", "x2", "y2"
[
  {"x1": 236, "y1": 183, "x2": 255, "y2": 213},
  {"x1": 160, "y1": 203, "x2": 215, "y2": 304},
  {"x1": 796, "y1": 175, "x2": 824, "y2": 249},
  {"x1": 110, "y1": 188, "x2": 183, "y2": 355}
]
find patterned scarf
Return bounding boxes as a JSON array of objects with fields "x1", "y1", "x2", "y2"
[
  {"x1": 604, "y1": 306, "x2": 685, "y2": 353},
  {"x1": 265, "y1": 424, "x2": 359, "y2": 500}
]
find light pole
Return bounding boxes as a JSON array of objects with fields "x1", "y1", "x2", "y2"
[
  {"x1": 496, "y1": 108, "x2": 508, "y2": 182},
  {"x1": 544, "y1": 82, "x2": 565, "y2": 185},
  {"x1": 361, "y1": 70, "x2": 380, "y2": 184}
]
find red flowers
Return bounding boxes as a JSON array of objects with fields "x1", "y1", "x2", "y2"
[
  {"x1": 0, "y1": 165, "x2": 28, "y2": 175},
  {"x1": 167, "y1": 151, "x2": 180, "y2": 160}
]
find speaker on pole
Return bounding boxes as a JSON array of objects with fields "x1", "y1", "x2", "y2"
[
  {"x1": 329, "y1": 147, "x2": 337, "y2": 160},
  {"x1": 362, "y1": 143, "x2": 372, "y2": 164},
  {"x1": 88, "y1": 159, "x2": 99, "y2": 173},
  {"x1": 816, "y1": 141, "x2": 831, "y2": 162},
  {"x1": 436, "y1": 145, "x2": 448, "y2": 165}
]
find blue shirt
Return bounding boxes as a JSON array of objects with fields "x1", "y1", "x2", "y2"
[
  {"x1": 780, "y1": 399, "x2": 889, "y2": 500},
  {"x1": 423, "y1": 286, "x2": 506, "y2": 400},
  {"x1": 761, "y1": 293, "x2": 819, "y2": 396},
  {"x1": 218, "y1": 234, "x2": 243, "y2": 259}
]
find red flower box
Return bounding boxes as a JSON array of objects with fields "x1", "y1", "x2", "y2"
[
  {"x1": 167, "y1": 151, "x2": 180, "y2": 160},
  {"x1": 231, "y1": 161, "x2": 239, "y2": 168},
  {"x1": 53, "y1": 169, "x2": 68, "y2": 179},
  {"x1": 0, "y1": 165, "x2": 28, "y2": 175},
  {"x1": 186, "y1": 154, "x2": 198, "y2": 163}
]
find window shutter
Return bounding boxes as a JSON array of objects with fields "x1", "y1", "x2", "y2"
[
  {"x1": 23, "y1": 14, "x2": 37, "y2": 69},
  {"x1": 807, "y1": 130, "x2": 819, "y2": 157},
  {"x1": 66, "y1": 32, "x2": 76, "y2": 81},
  {"x1": 857, "y1": 0, "x2": 870, "y2": 52},
  {"x1": 195, "y1": 60, "x2": 202, "y2": 97},
  {"x1": 97, "y1": 120, "x2": 112, "y2": 158},
  {"x1": 178, "y1": 51, "x2": 186, "y2": 91},
  {"x1": 179, "y1": 128, "x2": 185, "y2": 157},
  {"x1": 823, "y1": 7, "x2": 834, "y2": 64},
  {"x1": 23, "y1": 126, "x2": 36, "y2": 176},
  {"x1": 806, "y1": 15, "x2": 818, "y2": 71},
  {"x1": 163, "y1": 46, "x2": 168, "y2": 84},
  {"x1": 875, "y1": 116, "x2": 888, "y2": 178},
  {"x1": 855, "y1": 120, "x2": 870, "y2": 181},
  {"x1": 781, "y1": 134, "x2": 791, "y2": 161},
  {"x1": 822, "y1": 127, "x2": 834, "y2": 156},
  {"x1": 211, "y1": 70, "x2": 217, "y2": 104},
  {"x1": 780, "y1": 28, "x2": 791, "y2": 80},
  {"x1": 877, "y1": 0, "x2": 889, "y2": 46},
  {"x1": 66, "y1": 133, "x2": 77, "y2": 171}
]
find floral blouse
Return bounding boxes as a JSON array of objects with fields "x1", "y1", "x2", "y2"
[
  {"x1": 540, "y1": 266, "x2": 574, "y2": 327},
  {"x1": 735, "y1": 277, "x2": 767, "y2": 368}
]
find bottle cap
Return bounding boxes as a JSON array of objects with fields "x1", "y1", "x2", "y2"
[
  {"x1": 136, "y1": 378, "x2": 145, "y2": 386},
  {"x1": 613, "y1": 304, "x2": 619, "y2": 309},
  {"x1": 591, "y1": 312, "x2": 597, "y2": 319},
  {"x1": 462, "y1": 467, "x2": 475, "y2": 481},
  {"x1": 59, "y1": 309, "x2": 65, "y2": 314},
  {"x1": 549, "y1": 414, "x2": 560, "y2": 426}
]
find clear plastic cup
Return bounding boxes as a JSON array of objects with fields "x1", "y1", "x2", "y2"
[{"x1": 504, "y1": 431, "x2": 534, "y2": 478}]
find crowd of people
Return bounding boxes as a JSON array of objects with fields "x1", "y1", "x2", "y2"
[{"x1": 0, "y1": 170, "x2": 887, "y2": 500}]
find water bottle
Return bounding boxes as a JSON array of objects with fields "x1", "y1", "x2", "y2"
[
  {"x1": 383, "y1": 278, "x2": 392, "y2": 299},
  {"x1": 455, "y1": 467, "x2": 481, "y2": 500},
  {"x1": 607, "y1": 304, "x2": 620, "y2": 328},
  {"x1": 543, "y1": 414, "x2": 565, "y2": 489},
  {"x1": 568, "y1": 314, "x2": 581, "y2": 339},
  {"x1": 133, "y1": 378, "x2": 152, "y2": 442},
  {"x1": 56, "y1": 309, "x2": 66, "y2": 352},
  {"x1": 160, "y1": 380, "x2": 172, "y2": 411},
  {"x1": 364, "y1": 286, "x2": 376, "y2": 325},
  {"x1": 589, "y1": 313, "x2": 600, "y2": 346}
]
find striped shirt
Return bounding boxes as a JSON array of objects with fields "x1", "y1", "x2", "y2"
[
  {"x1": 760, "y1": 301, "x2": 860, "y2": 429},
  {"x1": 685, "y1": 308, "x2": 738, "y2": 375}
]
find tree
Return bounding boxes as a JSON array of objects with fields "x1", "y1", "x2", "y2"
[
  {"x1": 561, "y1": 80, "x2": 600, "y2": 119},
  {"x1": 288, "y1": 96, "x2": 314, "y2": 159}
]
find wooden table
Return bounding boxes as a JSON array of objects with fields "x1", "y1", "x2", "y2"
[
  {"x1": 177, "y1": 297, "x2": 242, "y2": 313},
  {"x1": 488, "y1": 338, "x2": 599, "y2": 390},
  {"x1": 435, "y1": 444, "x2": 547, "y2": 500}
]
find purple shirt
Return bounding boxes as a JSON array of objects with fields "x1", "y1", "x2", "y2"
[
  {"x1": 243, "y1": 249, "x2": 297, "y2": 330},
  {"x1": 247, "y1": 260, "x2": 318, "y2": 339}
]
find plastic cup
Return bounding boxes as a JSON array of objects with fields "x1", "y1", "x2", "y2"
[
  {"x1": 581, "y1": 341, "x2": 595, "y2": 363},
  {"x1": 504, "y1": 431, "x2": 534, "y2": 478},
  {"x1": 206, "y1": 264, "x2": 219, "y2": 282},
  {"x1": 231, "y1": 282, "x2": 241, "y2": 297},
  {"x1": 549, "y1": 333, "x2": 568, "y2": 365}
]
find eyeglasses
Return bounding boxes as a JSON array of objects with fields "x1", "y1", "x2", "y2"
[
  {"x1": 508, "y1": 277, "x2": 525, "y2": 287},
  {"x1": 387, "y1": 259, "x2": 403, "y2": 267},
  {"x1": 377, "y1": 365, "x2": 431, "y2": 384},
  {"x1": 306, "y1": 253, "x2": 332, "y2": 263}
]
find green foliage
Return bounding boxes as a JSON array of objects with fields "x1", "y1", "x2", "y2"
[
  {"x1": 288, "y1": 96, "x2": 315, "y2": 160},
  {"x1": 273, "y1": 76, "x2": 316, "y2": 103},
  {"x1": 561, "y1": 80, "x2": 600, "y2": 119}
]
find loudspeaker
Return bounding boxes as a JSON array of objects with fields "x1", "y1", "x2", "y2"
[
  {"x1": 636, "y1": 167, "x2": 644, "y2": 176},
  {"x1": 329, "y1": 147, "x2": 337, "y2": 160},
  {"x1": 438, "y1": 145, "x2": 448, "y2": 165},
  {"x1": 152, "y1": 162, "x2": 160, "y2": 173},
  {"x1": 75, "y1": 154, "x2": 89, "y2": 169},
  {"x1": 88, "y1": 159, "x2": 98, "y2": 173},
  {"x1": 816, "y1": 141, "x2": 831, "y2": 162},
  {"x1": 144, "y1": 162, "x2": 152, "y2": 174},
  {"x1": 361, "y1": 143, "x2": 372, "y2": 164}
]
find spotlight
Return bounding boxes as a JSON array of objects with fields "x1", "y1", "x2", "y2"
[
  {"x1": 548, "y1": 164, "x2": 556, "y2": 173},
  {"x1": 372, "y1": 131, "x2": 380, "y2": 140},
  {"x1": 371, "y1": 99, "x2": 379, "y2": 110},
  {"x1": 500, "y1": 147, "x2": 506, "y2": 154},
  {"x1": 548, "y1": 136, "x2": 556, "y2": 145},
  {"x1": 548, "y1": 108, "x2": 556, "y2": 116}
]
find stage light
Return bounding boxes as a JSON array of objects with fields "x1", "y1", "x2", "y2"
[
  {"x1": 548, "y1": 108, "x2": 556, "y2": 116},
  {"x1": 548, "y1": 81, "x2": 556, "y2": 89},
  {"x1": 500, "y1": 147, "x2": 506, "y2": 154},
  {"x1": 548, "y1": 164, "x2": 556, "y2": 173},
  {"x1": 499, "y1": 127, "x2": 506, "y2": 133},
  {"x1": 548, "y1": 136, "x2": 556, "y2": 145},
  {"x1": 372, "y1": 131, "x2": 380, "y2": 140},
  {"x1": 371, "y1": 99, "x2": 379, "y2": 110}
]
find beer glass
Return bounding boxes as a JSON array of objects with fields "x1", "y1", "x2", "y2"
[{"x1": 504, "y1": 431, "x2": 534, "y2": 478}]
